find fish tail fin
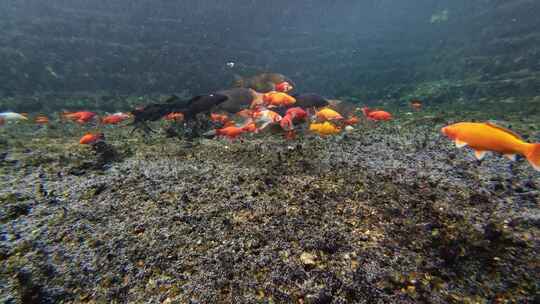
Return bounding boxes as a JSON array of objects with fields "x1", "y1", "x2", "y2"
[
  {"x1": 252, "y1": 90, "x2": 264, "y2": 106},
  {"x1": 525, "y1": 143, "x2": 540, "y2": 171},
  {"x1": 58, "y1": 111, "x2": 73, "y2": 120},
  {"x1": 233, "y1": 74, "x2": 244, "y2": 87}
]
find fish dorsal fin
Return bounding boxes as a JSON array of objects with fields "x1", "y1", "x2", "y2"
[{"x1": 484, "y1": 122, "x2": 523, "y2": 141}]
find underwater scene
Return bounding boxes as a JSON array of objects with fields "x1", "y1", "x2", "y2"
[{"x1": 0, "y1": 1, "x2": 539, "y2": 303}]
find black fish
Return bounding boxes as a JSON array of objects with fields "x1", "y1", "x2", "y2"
[
  {"x1": 130, "y1": 94, "x2": 228, "y2": 133},
  {"x1": 293, "y1": 93, "x2": 329, "y2": 109},
  {"x1": 180, "y1": 93, "x2": 229, "y2": 120},
  {"x1": 213, "y1": 88, "x2": 258, "y2": 113}
]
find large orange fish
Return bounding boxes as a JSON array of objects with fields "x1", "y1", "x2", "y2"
[
  {"x1": 263, "y1": 92, "x2": 296, "y2": 108},
  {"x1": 441, "y1": 122, "x2": 540, "y2": 171}
]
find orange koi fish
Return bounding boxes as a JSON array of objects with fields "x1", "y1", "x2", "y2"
[
  {"x1": 101, "y1": 113, "x2": 131, "y2": 125},
  {"x1": 79, "y1": 132, "x2": 104, "y2": 145},
  {"x1": 361, "y1": 107, "x2": 392, "y2": 121},
  {"x1": 441, "y1": 122, "x2": 540, "y2": 171},
  {"x1": 263, "y1": 91, "x2": 296, "y2": 108},
  {"x1": 215, "y1": 125, "x2": 246, "y2": 139},
  {"x1": 61, "y1": 111, "x2": 97, "y2": 124},
  {"x1": 252, "y1": 109, "x2": 282, "y2": 130},
  {"x1": 316, "y1": 108, "x2": 343, "y2": 121}
]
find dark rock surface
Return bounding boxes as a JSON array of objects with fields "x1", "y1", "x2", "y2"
[{"x1": 0, "y1": 107, "x2": 538, "y2": 303}]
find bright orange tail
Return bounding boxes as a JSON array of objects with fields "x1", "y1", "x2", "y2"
[{"x1": 525, "y1": 143, "x2": 540, "y2": 171}]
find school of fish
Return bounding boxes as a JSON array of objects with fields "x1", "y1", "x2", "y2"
[{"x1": 1, "y1": 73, "x2": 540, "y2": 172}]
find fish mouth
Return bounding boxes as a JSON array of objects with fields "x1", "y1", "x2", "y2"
[
  {"x1": 440, "y1": 126, "x2": 449, "y2": 135},
  {"x1": 211, "y1": 93, "x2": 229, "y2": 102}
]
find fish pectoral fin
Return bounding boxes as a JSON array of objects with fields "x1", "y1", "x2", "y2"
[
  {"x1": 504, "y1": 154, "x2": 517, "y2": 161},
  {"x1": 474, "y1": 150, "x2": 488, "y2": 160},
  {"x1": 259, "y1": 122, "x2": 270, "y2": 130},
  {"x1": 455, "y1": 139, "x2": 468, "y2": 148}
]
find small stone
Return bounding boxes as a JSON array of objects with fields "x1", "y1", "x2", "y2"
[
  {"x1": 300, "y1": 252, "x2": 317, "y2": 266},
  {"x1": 162, "y1": 297, "x2": 173, "y2": 304}
]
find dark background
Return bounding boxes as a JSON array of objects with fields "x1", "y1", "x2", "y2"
[{"x1": 0, "y1": 0, "x2": 538, "y2": 100}]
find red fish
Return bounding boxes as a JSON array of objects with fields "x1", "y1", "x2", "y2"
[
  {"x1": 280, "y1": 107, "x2": 308, "y2": 134},
  {"x1": 275, "y1": 81, "x2": 293, "y2": 93},
  {"x1": 62, "y1": 111, "x2": 97, "y2": 124},
  {"x1": 101, "y1": 113, "x2": 131, "y2": 125},
  {"x1": 280, "y1": 114, "x2": 294, "y2": 131},
  {"x1": 79, "y1": 133, "x2": 104, "y2": 145},
  {"x1": 285, "y1": 107, "x2": 308, "y2": 121},
  {"x1": 361, "y1": 107, "x2": 392, "y2": 121}
]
